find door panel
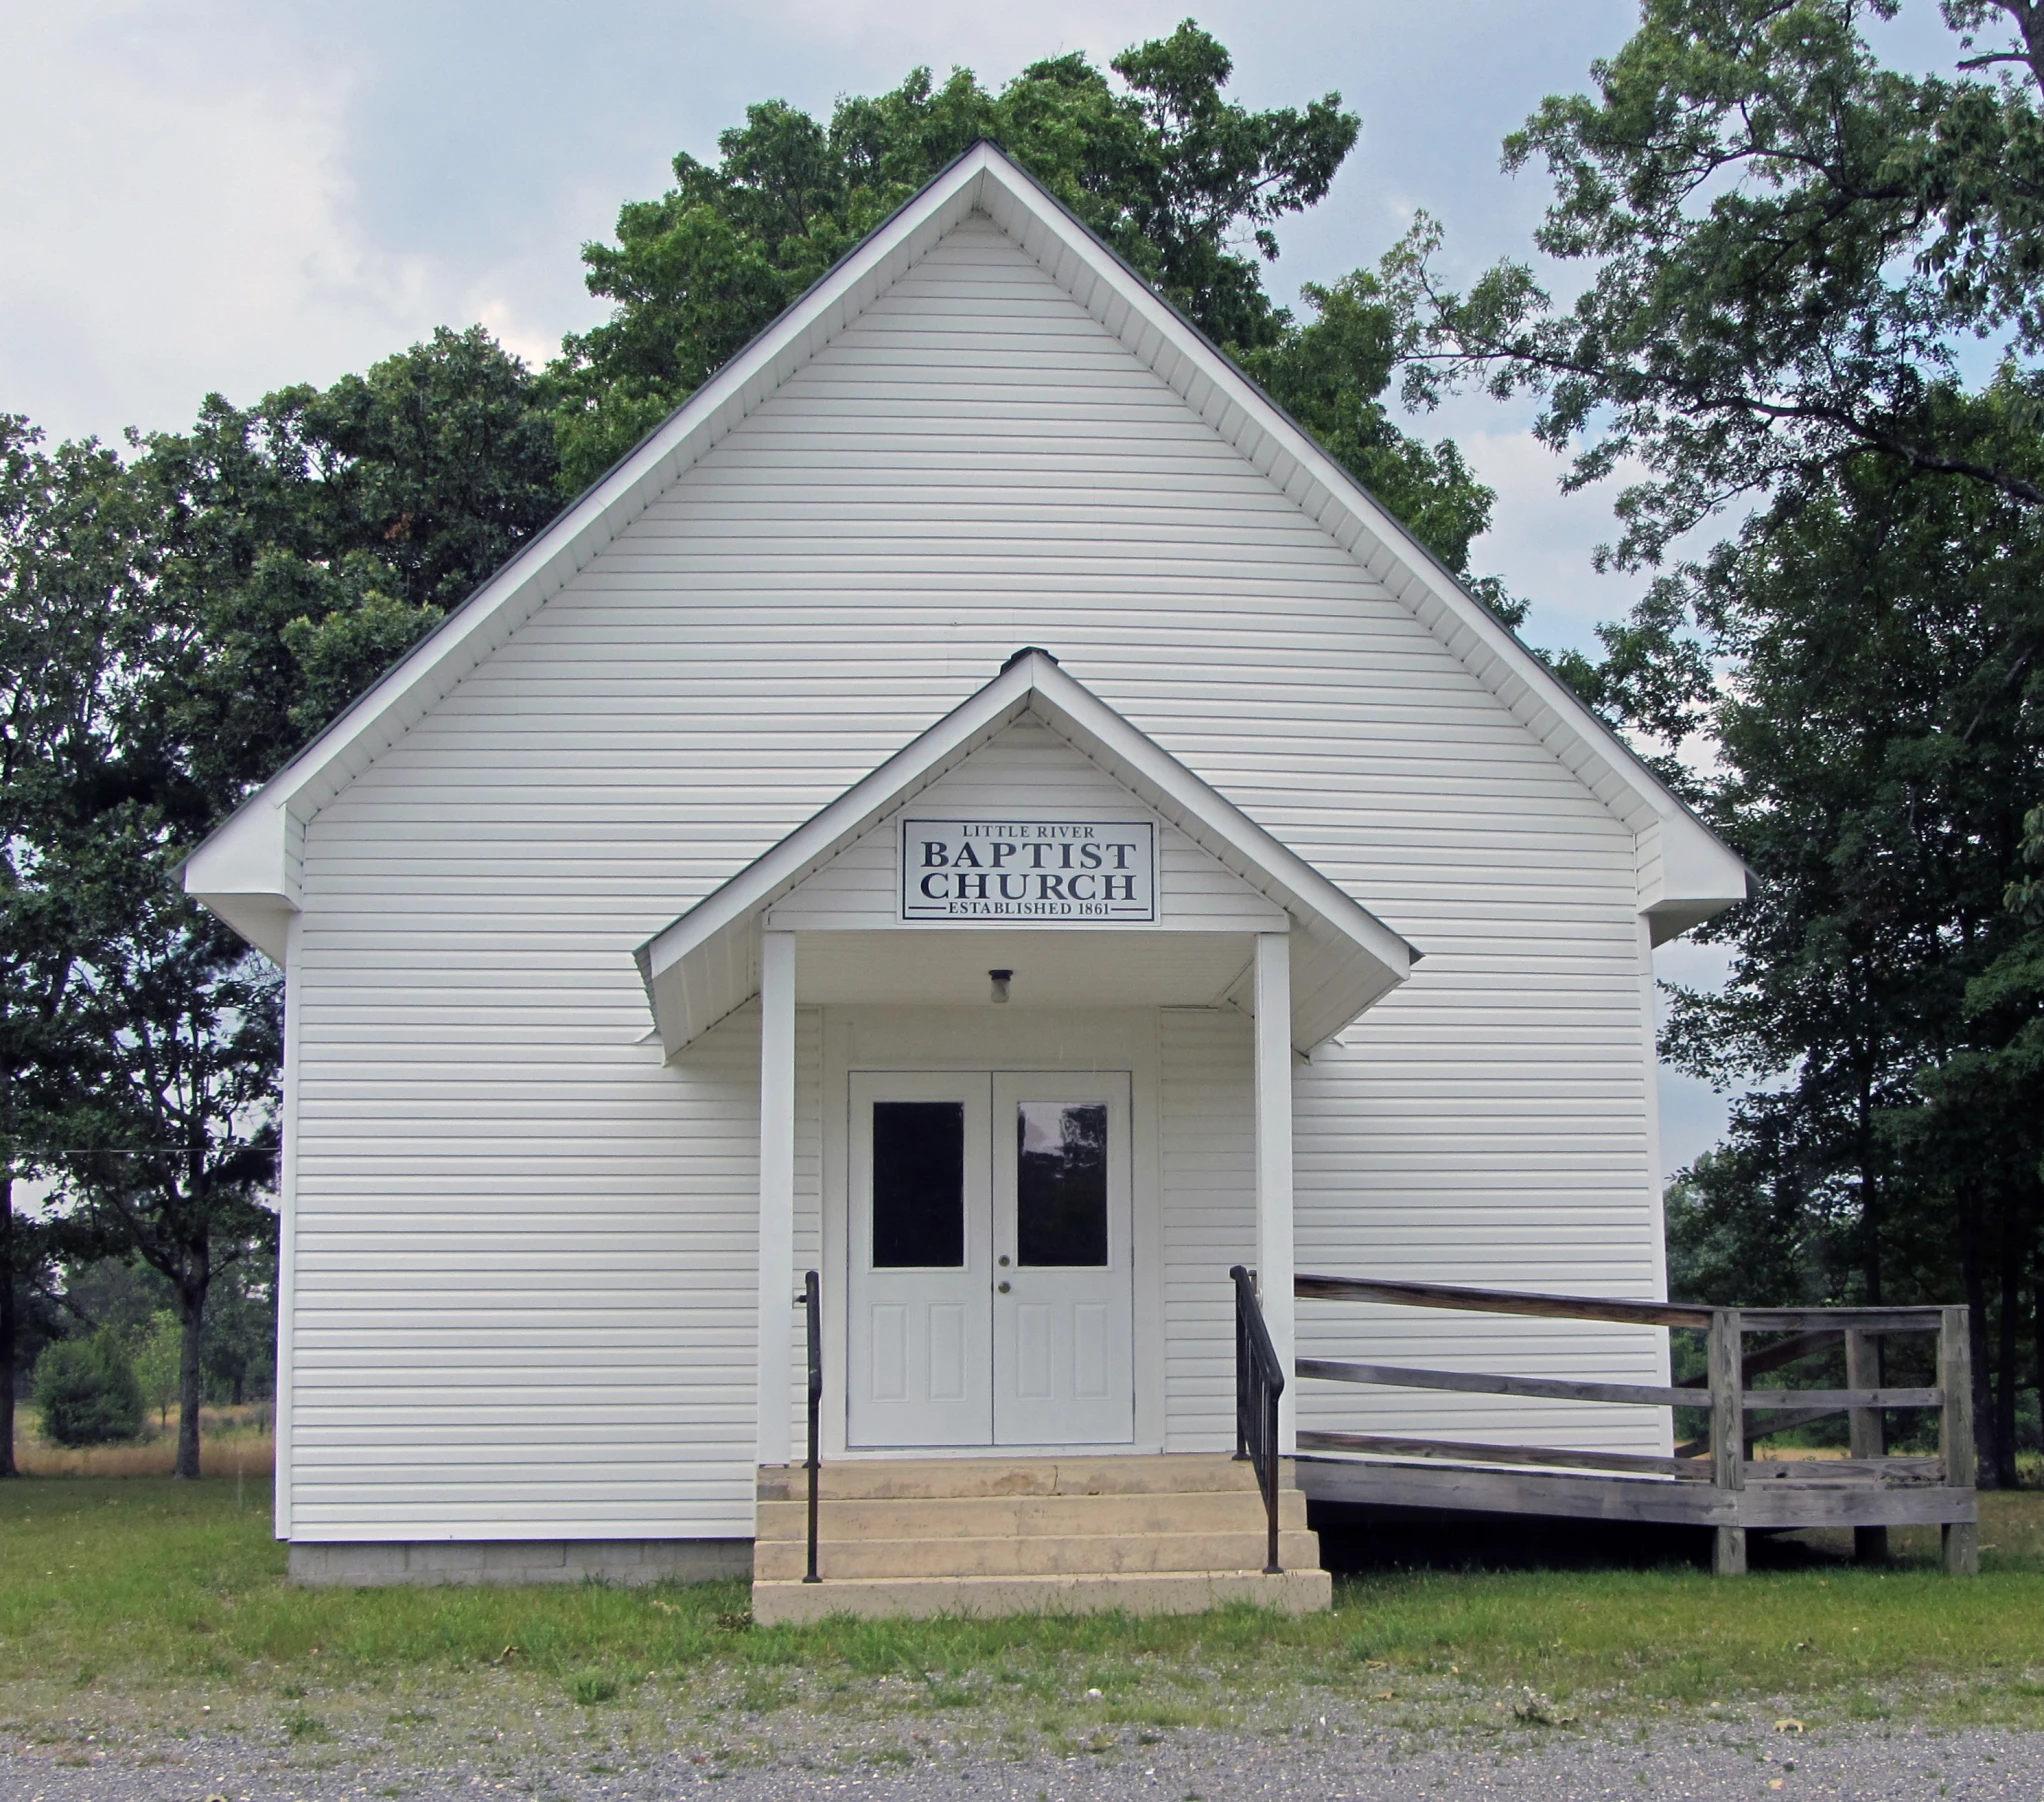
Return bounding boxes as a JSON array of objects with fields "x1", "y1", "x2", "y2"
[
  {"x1": 992, "y1": 1074, "x2": 1134, "y2": 1445},
  {"x1": 1072, "y1": 1304, "x2": 1110, "y2": 1399},
  {"x1": 846, "y1": 1074, "x2": 991, "y2": 1447}
]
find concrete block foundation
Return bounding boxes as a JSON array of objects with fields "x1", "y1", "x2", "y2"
[{"x1": 287, "y1": 1539, "x2": 752, "y2": 1587}]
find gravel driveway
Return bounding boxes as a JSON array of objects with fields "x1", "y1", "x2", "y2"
[{"x1": 7, "y1": 1713, "x2": 2044, "y2": 1801}]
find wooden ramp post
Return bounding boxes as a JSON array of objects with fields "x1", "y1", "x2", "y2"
[
  {"x1": 1845, "y1": 1327, "x2": 1888, "y2": 1564},
  {"x1": 1940, "y1": 1307, "x2": 1979, "y2": 1575},
  {"x1": 1709, "y1": 1308, "x2": 1745, "y2": 1576}
]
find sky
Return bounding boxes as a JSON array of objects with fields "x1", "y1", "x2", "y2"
[{"x1": 0, "y1": 0, "x2": 1984, "y2": 1178}]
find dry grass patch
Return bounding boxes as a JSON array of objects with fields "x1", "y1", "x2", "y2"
[{"x1": 10, "y1": 1406, "x2": 274, "y2": 1479}]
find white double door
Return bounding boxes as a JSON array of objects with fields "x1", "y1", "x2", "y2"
[{"x1": 847, "y1": 1071, "x2": 1133, "y2": 1448}]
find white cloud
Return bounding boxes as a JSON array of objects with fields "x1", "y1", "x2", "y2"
[
  {"x1": 471, "y1": 298, "x2": 565, "y2": 375},
  {"x1": 768, "y1": 0, "x2": 1156, "y2": 63},
  {"x1": 0, "y1": 2, "x2": 619, "y2": 438},
  {"x1": 1445, "y1": 418, "x2": 1649, "y2": 656},
  {"x1": 2, "y1": 0, "x2": 1652, "y2": 443},
  {"x1": 0, "y1": 4, "x2": 433, "y2": 435}
]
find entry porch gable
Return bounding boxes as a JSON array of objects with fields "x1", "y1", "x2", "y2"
[
  {"x1": 632, "y1": 649, "x2": 1416, "y2": 1061},
  {"x1": 632, "y1": 651, "x2": 1415, "y2": 1475}
]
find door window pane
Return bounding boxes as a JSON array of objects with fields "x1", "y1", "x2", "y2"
[
  {"x1": 871, "y1": 1101, "x2": 966, "y2": 1268},
  {"x1": 1016, "y1": 1102, "x2": 1109, "y2": 1267}
]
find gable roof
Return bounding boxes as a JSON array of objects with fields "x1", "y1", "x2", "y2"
[
  {"x1": 636, "y1": 649, "x2": 1417, "y2": 1056},
  {"x1": 185, "y1": 139, "x2": 1747, "y2": 964}
]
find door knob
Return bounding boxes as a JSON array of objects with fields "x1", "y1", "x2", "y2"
[{"x1": 997, "y1": 1280, "x2": 1011, "y2": 1294}]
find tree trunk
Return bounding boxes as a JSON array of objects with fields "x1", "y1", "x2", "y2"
[
  {"x1": 175, "y1": 1285, "x2": 205, "y2": 1480},
  {"x1": 0, "y1": 1174, "x2": 16, "y2": 1480},
  {"x1": 1962, "y1": 1198, "x2": 1997, "y2": 1487},
  {"x1": 1996, "y1": 1204, "x2": 2022, "y2": 1490},
  {"x1": 2035, "y1": 1236, "x2": 2044, "y2": 1475}
]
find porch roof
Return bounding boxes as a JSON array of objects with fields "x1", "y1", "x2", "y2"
[{"x1": 634, "y1": 649, "x2": 1418, "y2": 1056}]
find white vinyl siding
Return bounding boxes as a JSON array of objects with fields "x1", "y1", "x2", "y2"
[
  {"x1": 1157, "y1": 1009, "x2": 1255, "y2": 1450},
  {"x1": 285, "y1": 211, "x2": 1666, "y2": 1540},
  {"x1": 289, "y1": 998, "x2": 761, "y2": 1537}
]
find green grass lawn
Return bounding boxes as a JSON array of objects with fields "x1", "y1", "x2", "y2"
[{"x1": 3, "y1": 1476, "x2": 2042, "y2": 1747}]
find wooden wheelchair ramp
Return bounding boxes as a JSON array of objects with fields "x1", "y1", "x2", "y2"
[{"x1": 1282, "y1": 1276, "x2": 1980, "y2": 1576}]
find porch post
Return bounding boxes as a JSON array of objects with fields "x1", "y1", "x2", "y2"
[
  {"x1": 1253, "y1": 928, "x2": 1297, "y2": 1453},
  {"x1": 756, "y1": 930, "x2": 797, "y2": 1470}
]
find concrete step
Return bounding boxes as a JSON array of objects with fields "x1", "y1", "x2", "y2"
[
  {"x1": 748, "y1": 1455, "x2": 1328, "y2": 1620},
  {"x1": 756, "y1": 1487, "x2": 1306, "y2": 1544},
  {"x1": 754, "y1": 1527, "x2": 1323, "y2": 1582},
  {"x1": 757, "y1": 1454, "x2": 1261, "y2": 1503},
  {"x1": 752, "y1": 1567, "x2": 1332, "y2": 1624}
]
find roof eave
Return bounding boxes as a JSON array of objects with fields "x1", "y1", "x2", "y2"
[
  {"x1": 187, "y1": 144, "x2": 1013, "y2": 909},
  {"x1": 966, "y1": 150, "x2": 1751, "y2": 918}
]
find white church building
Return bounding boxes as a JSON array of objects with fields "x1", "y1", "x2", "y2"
[{"x1": 186, "y1": 142, "x2": 1746, "y2": 1618}]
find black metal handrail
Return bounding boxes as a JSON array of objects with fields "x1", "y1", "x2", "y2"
[
  {"x1": 1229, "y1": 1264, "x2": 1284, "y2": 1573},
  {"x1": 800, "y1": 1269, "x2": 822, "y2": 1584}
]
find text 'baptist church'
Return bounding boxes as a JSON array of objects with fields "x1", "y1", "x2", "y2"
[{"x1": 899, "y1": 819, "x2": 1158, "y2": 920}]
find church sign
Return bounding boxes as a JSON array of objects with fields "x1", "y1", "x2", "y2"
[{"x1": 900, "y1": 819, "x2": 1157, "y2": 921}]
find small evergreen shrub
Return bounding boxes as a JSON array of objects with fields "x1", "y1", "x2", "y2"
[{"x1": 33, "y1": 1329, "x2": 145, "y2": 1447}]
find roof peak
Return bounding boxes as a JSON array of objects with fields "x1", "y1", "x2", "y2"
[{"x1": 999, "y1": 645, "x2": 1060, "y2": 673}]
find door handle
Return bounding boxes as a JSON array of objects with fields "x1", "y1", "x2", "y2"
[{"x1": 996, "y1": 1281, "x2": 1011, "y2": 1294}]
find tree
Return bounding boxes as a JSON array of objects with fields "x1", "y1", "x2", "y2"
[
  {"x1": 0, "y1": 422, "x2": 260, "y2": 1484},
  {"x1": 1649, "y1": 454, "x2": 2044, "y2": 1471},
  {"x1": 1238, "y1": 246, "x2": 1527, "y2": 620},
  {"x1": 1408, "y1": 0, "x2": 2044, "y2": 565},
  {"x1": 131, "y1": 1309, "x2": 180, "y2": 1430},
  {"x1": 1917, "y1": 799, "x2": 2044, "y2": 1481},
  {"x1": 547, "y1": 23, "x2": 1514, "y2": 608},
  {"x1": 1407, "y1": 0, "x2": 2044, "y2": 1477},
  {"x1": 554, "y1": 26, "x2": 1347, "y2": 480},
  {"x1": 9, "y1": 328, "x2": 563, "y2": 1481},
  {"x1": 0, "y1": 417, "x2": 151, "y2": 1477},
  {"x1": 140, "y1": 325, "x2": 563, "y2": 807},
  {"x1": 54, "y1": 829, "x2": 281, "y2": 1478}
]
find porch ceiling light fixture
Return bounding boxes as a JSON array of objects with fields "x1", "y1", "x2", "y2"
[{"x1": 988, "y1": 968, "x2": 1013, "y2": 1004}]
